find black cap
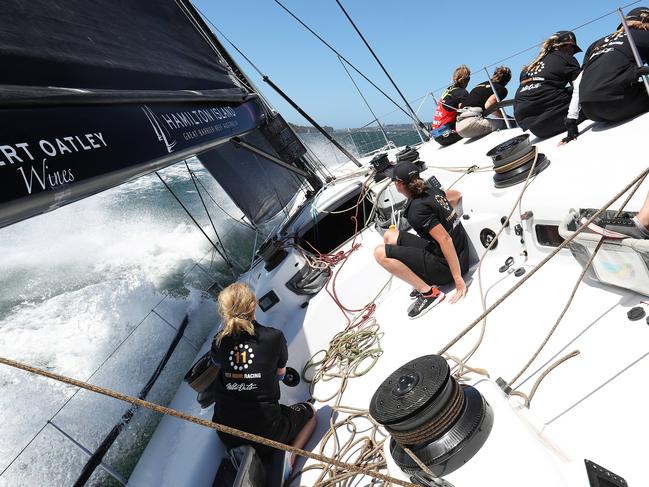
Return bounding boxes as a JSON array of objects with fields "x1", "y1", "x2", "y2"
[
  {"x1": 619, "y1": 7, "x2": 649, "y2": 29},
  {"x1": 627, "y1": 6, "x2": 649, "y2": 22},
  {"x1": 391, "y1": 161, "x2": 420, "y2": 183},
  {"x1": 553, "y1": 30, "x2": 582, "y2": 53}
]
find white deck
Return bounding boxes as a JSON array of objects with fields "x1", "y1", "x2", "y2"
[{"x1": 131, "y1": 113, "x2": 649, "y2": 486}]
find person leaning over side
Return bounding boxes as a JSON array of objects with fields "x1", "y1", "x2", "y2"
[
  {"x1": 431, "y1": 65, "x2": 471, "y2": 147},
  {"x1": 513, "y1": 31, "x2": 584, "y2": 140},
  {"x1": 568, "y1": 7, "x2": 649, "y2": 133},
  {"x1": 210, "y1": 283, "x2": 316, "y2": 457},
  {"x1": 374, "y1": 162, "x2": 469, "y2": 319},
  {"x1": 456, "y1": 66, "x2": 512, "y2": 139}
]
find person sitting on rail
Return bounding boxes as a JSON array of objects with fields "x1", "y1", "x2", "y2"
[
  {"x1": 374, "y1": 162, "x2": 469, "y2": 319},
  {"x1": 513, "y1": 31, "x2": 584, "y2": 140},
  {"x1": 431, "y1": 65, "x2": 471, "y2": 147},
  {"x1": 456, "y1": 66, "x2": 512, "y2": 139},
  {"x1": 568, "y1": 7, "x2": 649, "y2": 131},
  {"x1": 210, "y1": 283, "x2": 316, "y2": 456}
]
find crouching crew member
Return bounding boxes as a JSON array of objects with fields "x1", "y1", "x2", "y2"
[
  {"x1": 578, "y1": 7, "x2": 649, "y2": 124},
  {"x1": 431, "y1": 65, "x2": 471, "y2": 147},
  {"x1": 374, "y1": 162, "x2": 469, "y2": 319},
  {"x1": 211, "y1": 283, "x2": 316, "y2": 455},
  {"x1": 456, "y1": 66, "x2": 512, "y2": 139},
  {"x1": 514, "y1": 31, "x2": 583, "y2": 139}
]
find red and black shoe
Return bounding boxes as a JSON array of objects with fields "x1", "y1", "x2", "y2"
[{"x1": 408, "y1": 287, "x2": 445, "y2": 319}]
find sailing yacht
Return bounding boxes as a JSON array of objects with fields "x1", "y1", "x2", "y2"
[{"x1": 1, "y1": 1, "x2": 649, "y2": 487}]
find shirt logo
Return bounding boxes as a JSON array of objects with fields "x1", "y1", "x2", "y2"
[
  {"x1": 229, "y1": 343, "x2": 255, "y2": 371},
  {"x1": 435, "y1": 194, "x2": 451, "y2": 212}
]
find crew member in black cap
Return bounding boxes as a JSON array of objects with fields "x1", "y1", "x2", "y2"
[
  {"x1": 374, "y1": 162, "x2": 469, "y2": 318},
  {"x1": 513, "y1": 31, "x2": 583, "y2": 140},
  {"x1": 576, "y1": 7, "x2": 649, "y2": 124}
]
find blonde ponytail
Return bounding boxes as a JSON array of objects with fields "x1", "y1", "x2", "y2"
[
  {"x1": 524, "y1": 35, "x2": 560, "y2": 75},
  {"x1": 215, "y1": 282, "x2": 256, "y2": 345}
]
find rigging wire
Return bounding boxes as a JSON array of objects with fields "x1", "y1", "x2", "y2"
[
  {"x1": 337, "y1": 55, "x2": 391, "y2": 146},
  {"x1": 156, "y1": 172, "x2": 237, "y2": 277},
  {"x1": 184, "y1": 161, "x2": 231, "y2": 260},
  {"x1": 357, "y1": 0, "x2": 643, "y2": 129},
  {"x1": 0, "y1": 248, "x2": 216, "y2": 479},
  {"x1": 271, "y1": 0, "x2": 417, "y2": 124},
  {"x1": 333, "y1": 0, "x2": 429, "y2": 139}
]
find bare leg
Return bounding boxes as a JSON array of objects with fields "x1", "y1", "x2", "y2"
[
  {"x1": 290, "y1": 415, "x2": 316, "y2": 451},
  {"x1": 383, "y1": 228, "x2": 399, "y2": 245},
  {"x1": 636, "y1": 191, "x2": 649, "y2": 229},
  {"x1": 374, "y1": 245, "x2": 430, "y2": 292}
]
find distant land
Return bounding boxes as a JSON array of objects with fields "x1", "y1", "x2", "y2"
[{"x1": 288, "y1": 122, "x2": 430, "y2": 133}]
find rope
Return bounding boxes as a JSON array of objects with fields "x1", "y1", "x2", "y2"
[
  {"x1": 453, "y1": 148, "x2": 540, "y2": 379},
  {"x1": 0, "y1": 356, "x2": 416, "y2": 487},
  {"x1": 438, "y1": 165, "x2": 649, "y2": 357},
  {"x1": 508, "y1": 172, "x2": 648, "y2": 388}
]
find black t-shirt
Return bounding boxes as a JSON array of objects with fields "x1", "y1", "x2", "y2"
[
  {"x1": 513, "y1": 50, "x2": 581, "y2": 130},
  {"x1": 580, "y1": 29, "x2": 649, "y2": 102},
  {"x1": 439, "y1": 84, "x2": 469, "y2": 111},
  {"x1": 211, "y1": 321, "x2": 288, "y2": 430},
  {"x1": 463, "y1": 81, "x2": 508, "y2": 109},
  {"x1": 404, "y1": 187, "x2": 468, "y2": 260}
]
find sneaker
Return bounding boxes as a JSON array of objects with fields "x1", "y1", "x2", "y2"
[
  {"x1": 408, "y1": 288, "x2": 445, "y2": 319},
  {"x1": 409, "y1": 288, "x2": 421, "y2": 299},
  {"x1": 599, "y1": 216, "x2": 649, "y2": 239}
]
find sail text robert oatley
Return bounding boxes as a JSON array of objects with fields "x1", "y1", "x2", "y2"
[{"x1": 0, "y1": 133, "x2": 108, "y2": 195}]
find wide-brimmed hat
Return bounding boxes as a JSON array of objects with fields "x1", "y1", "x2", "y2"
[
  {"x1": 553, "y1": 30, "x2": 582, "y2": 53},
  {"x1": 391, "y1": 161, "x2": 420, "y2": 183}
]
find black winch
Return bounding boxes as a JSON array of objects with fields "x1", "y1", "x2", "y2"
[
  {"x1": 396, "y1": 145, "x2": 427, "y2": 171},
  {"x1": 370, "y1": 152, "x2": 393, "y2": 182},
  {"x1": 486, "y1": 134, "x2": 550, "y2": 188},
  {"x1": 369, "y1": 355, "x2": 493, "y2": 477}
]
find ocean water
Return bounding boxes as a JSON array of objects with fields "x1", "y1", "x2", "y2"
[{"x1": 0, "y1": 129, "x2": 417, "y2": 485}]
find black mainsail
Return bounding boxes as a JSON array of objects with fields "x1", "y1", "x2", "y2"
[{"x1": 0, "y1": 0, "x2": 309, "y2": 228}]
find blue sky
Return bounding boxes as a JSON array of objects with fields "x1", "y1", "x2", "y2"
[{"x1": 194, "y1": 0, "x2": 642, "y2": 128}]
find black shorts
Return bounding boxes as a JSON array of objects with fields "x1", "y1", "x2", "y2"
[
  {"x1": 582, "y1": 84, "x2": 649, "y2": 123},
  {"x1": 385, "y1": 231, "x2": 467, "y2": 286},
  {"x1": 215, "y1": 402, "x2": 314, "y2": 456},
  {"x1": 275, "y1": 402, "x2": 314, "y2": 444}
]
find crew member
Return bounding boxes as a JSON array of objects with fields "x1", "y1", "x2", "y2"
[
  {"x1": 514, "y1": 31, "x2": 583, "y2": 140},
  {"x1": 577, "y1": 7, "x2": 649, "y2": 125},
  {"x1": 374, "y1": 162, "x2": 469, "y2": 318},
  {"x1": 456, "y1": 66, "x2": 512, "y2": 139},
  {"x1": 431, "y1": 65, "x2": 471, "y2": 147},
  {"x1": 211, "y1": 283, "x2": 316, "y2": 455}
]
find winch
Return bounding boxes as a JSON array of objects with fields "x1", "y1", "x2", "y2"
[
  {"x1": 369, "y1": 355, "x2": 493, "y2": 477},
  {"x1": 486, "y1": 134, "x2": 550, "y2": 188}
]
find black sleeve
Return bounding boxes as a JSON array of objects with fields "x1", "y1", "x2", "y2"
[
  {"x1": 633, "y1": 30, "x2": 649, "y2": 61},
  {"x1": 277, "y1": 332, "x2": 288, "y2": 369},
  {"x1": 583, "y1": 40, "x2": 598, "y2": 66},
  {"x1": 420, "y1": 203, "x2": 442, "y2": 233},
  {"x1": 497, "y1": 85, "x2": 508, "y2": 100},
  {"x1": 210, "y1": 340, "x2": 222, "y2": 365},
  {"x1": 564, "y1": 55, "x2": 581, "y2": 83}
]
